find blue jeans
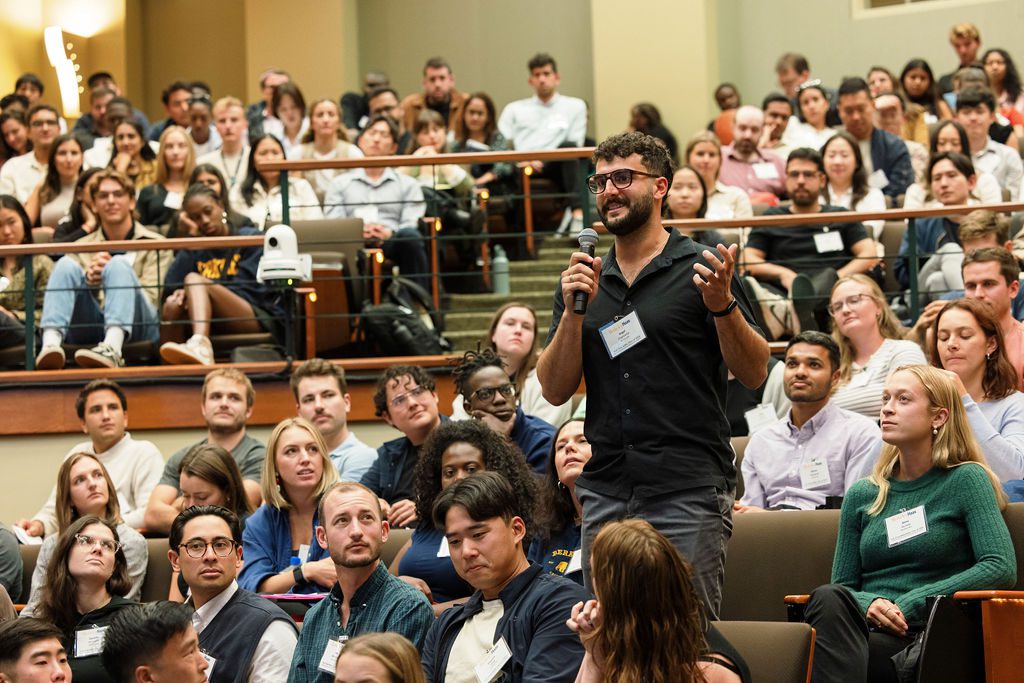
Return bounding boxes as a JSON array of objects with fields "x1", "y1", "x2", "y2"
[
  {"x1": 40, "y1": 255, "x2": 159, "y2": 343},
  {"x1": 577, "y1": 484, "x2": 734, "y2": 620}
]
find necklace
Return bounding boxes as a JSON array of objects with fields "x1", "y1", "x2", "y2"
[
  {"x1": 619, "y1": 232, "x2": 669, "y2": 285},
  {"x1": 221, "y1": 149, "x2": 244, "y2": 188}
]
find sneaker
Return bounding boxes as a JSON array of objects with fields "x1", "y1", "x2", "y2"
[
  {"x1": 75, "y1": 343, "x2": 125, "y2": 369},
  {"x1": 35, "y1": 345, "x2": 65, "y2": 370},
  {"x1": 160, "y1": 335, "x2": 214, "y2": 365},
  {"x1": 790, "y1": 273, "x2": 818, "y2": 333},
  {"x1": 569, "y1": 214, "x2": 584, "y2": 236},
  {"x1": 554, "y1": 207, "x2": 574, "y2": 236}
]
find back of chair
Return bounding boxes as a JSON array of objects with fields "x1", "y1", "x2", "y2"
[
  {"x1": 880, "y1": 220, "x2": 907, "y2": 294},
  {"x1": 381, "y1": 527, "x2": 412, "y2": 569},
  {"x1": 715, "y1": 621, "x2": 814, "y2": 683},
  {"x1": 141, "y1": 538, "x2": 172, "y2": 603},
  {"x1": 1002, "y1": 503, "x2": 1024, "y2": 590},
  {"x1": 19, "y1": 543, "x2": 40, "y2": 604},
  {"x1": 730, "y1": 436, "x2": 751, "y2": 500}
]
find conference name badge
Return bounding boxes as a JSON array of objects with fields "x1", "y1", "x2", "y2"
[
  {"x1": 565, "y1": 549, "x2": 583, "y2": 575},
  {"x1": 813, "y1": 230, "x2": 844, "y2": 253},
  {"x1": 201, "y1": 652, "x2": 217, "y2": 678},
  {"x1": 318, "y1": 636, "x2": 349, "y2": 675},
  {"x1": 599, "y1": 311, "x2": 647, "y2": 359},
  {"x1": 74, "y1": 626, "x2": 108, "y2": 658},
  {"x1": 752, "y1": 162, "x2": 779, "y2": 180},
  {"x1": 474, "y1": 636, "x2": 512, "y2": 683},
  {"x1": 437, "y1": 535, "x2": 451, "y2": 558},
  {"x1": 799, "y1": 459, "x2": 831, "y2": 489},
  {"x1": 885, "y1": 505, "x2": 928, "y2": 547}
]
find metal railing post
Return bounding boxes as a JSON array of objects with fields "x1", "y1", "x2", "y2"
[
  {"x1": 23, "y1": 256, "x2": 34, "y2": 370},
  {"x1": 907, "y1": 217, "x2": 920, "y2": 321},
  {"x1": 280, "y1": 170, "x2": 290, "y2": 225}
]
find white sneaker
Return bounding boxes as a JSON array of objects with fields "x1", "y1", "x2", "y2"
[
  {"x1": 35, "y1": 345, "x2": 65, "y2": 370},
  {"x1": 160, "y1": 335, "x2": 214, "y2": 365},
  {"x1": 75, "y1": 343, "x2": 125, "y2": 369},
  {"x1": 554, "y1": 207, "x2": 574, "y2": 236}
]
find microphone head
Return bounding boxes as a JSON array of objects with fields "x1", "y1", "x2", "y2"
[{"x1": 577, "y1": 228, "x2": 600, "y2": 248}]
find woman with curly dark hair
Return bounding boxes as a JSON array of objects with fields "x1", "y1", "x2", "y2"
[{"x1": 389, "y1": 419, "x2": 538, "y2": 616}]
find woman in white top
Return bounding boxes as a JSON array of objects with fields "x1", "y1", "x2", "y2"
[
  {"x1": 791, "y1": 81, "x2": 837, "y2": 150},
  {"x1": 24, "y1": 133, "x2": 82, "y2": 232},
  {"x1": 821, "y1": 131, "x2": 887, "y2": 239},
  {"x1": 829, "y1": 274, "x2": 926, "y2": 419},
  {"x1": 229, "y1": 134, "x2": 322, "y2": 229},
  {"x1": 295, "y1": 98, "x2": 362, "y2": 202},
  {"x1": 685, "y1": 131, "x2": 752, "y2": 246},
  {"x1": 263, "y1": 82, "x2": 309, "y2": 159},
  {"x1": 903, "y1": 120, "x2": 1001, "y2": 209},
  {"x1": 932, "y1": 298, "x2": 1024, "y2": 482}
]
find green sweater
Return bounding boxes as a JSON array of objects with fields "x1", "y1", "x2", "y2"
[{"x1": 831, "y1": 463, "x2": 1016, "y2": 624}]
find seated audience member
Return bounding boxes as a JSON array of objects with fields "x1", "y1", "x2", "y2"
[
  {"x1": 867, "y1": 66, "x2": 898, "y2": 98},
  {"x1": 900, "y1": 59, "x2": 953, "y2": 122},
  {"x1": 665, "y1": 165, "x2": 728, "y2": 247},
  {"x1": 22, "y1": 453, "x2": 147, "y2": 617},
  {"x1": 23, "y1": 134, "x2": 82, "y2": 232},
  {"x1": 684, "y1": 132, "x2": 753, "y2": 246},
  {"x1": 776, "y1": 52, "x2": 829, "y2": 104},
  {"x1": 82, "y1": 97, "x2": 138, "y2": 170},
  {"x1": 0, "y1": 111, "x2": 30, "y2": 165},
  {"x1": 931, "y1": 298, "x2": 1024, "y2": 482},
  {"x1": 35, "y1": 170, "x2": 170, "y2": 369},
  {"x1": 938, "y1": 22, "x2": 982, "y2": 93},
  {"x1": 0, "y1": 195, "x2": 51, "y2": 349},
  {"x1": 0, "y1": 529, "x2": 20, "y2": 604},
  {"x1": 791, "y1": 80, "x2": 837, "y2": 151},
  {"x1": 295, "y1": 98, "x2": 362, "y2": 202},
  {"x1": 36, "y1": 517, "x2": 136, "y2": 683},
  {"x1": 365, "y1": 86, "x2": 406, "y2": 137},
  {"x1": 0, "y1": 105, "x2": 59, "y2": 202},
  {"x1": 451, "y1": 349, "x2": 555, "y2": 472},
  {"x1": 263, "y1": 82, "x2": 309, "y2": 158},
  {"x1": 74, "y1": 86, "x2": 114, "y2": 151},
  {"x1": 169, "y1": 506, "x2": 297, "y2": 682},
  {"x1": 340, "y1": 70, "x2": 389, "y2": 138},
  {"x1": 744, "y1": 148, "x2": 876, "y2": 331},
  {"x1": 109, "y1": 120, "x2": 157, "y2": 188},
  {"x1": 400, "y1": 57, "x2": 466, "y2": 140},
  {"x1": 16, "y1": 379, "x2": 164, "y2": 537},
  {"x1": 186, "y1": 92, "x2": 220, "y2": 157},
  {"x1": 288, "y1": 483, "x2": 433, "y2": 682},
  {"x1": 568, "y1": 519, "x2": 750, "y2": 683},
  {"x1": 718, "y1": 105, "x2": 786, "y2": 200},
  {"x1": 821, "y1": 131, "x2": 887, "y2": 239},
  {"x1": 361, "y1": 365, "x2": 444, "y2": 528},
  {"x1": 449, "y1": 92, "x2": 515, "y2": 197},
  {"x1": 962, "y1": 248, "x2": 1024, "y2": 385},
  {"x1": 801, "y1": 365, "x2": 1015, "y2": 683},
  {"x1": 167, "y1": 164, "x2": 255, "y2": 238},
  {"x1": 101, "y1": 601, "x2": 209, "y2": 683},
  {"x1": 0, "y1": 619, "x2": 71, "y2": 682},
  {"x1": 392, "y1": 420, "x2": 539, "y2": 612},
  {"x1": 709, "y1": 83, "x2": 740, "y2": 145},
  {"x1": 228, "y1": 134, "x2": 322, "y2": 229},
  {"x1": 873, "y1": 93, "x2": 929, "y2": 182},
  {"x1": 956, "y1": 87, "x2": 1023, "y2": 200},
  {"x1": 52, "y1": 167, "x2": 102, "y2": 243},
  {"x1": 629, "y1": 102, "x2": 678, "y2": 162},
  {"x1": 145, "y1": 368, "x2": 265, "y2": 532},
  {"x1": 758, "y1": 92, "x2": 798, "y2": 159},
  {"x1": 451, "y1": 302, "x2": 572, "y2": 426},
  {"x1": 239, "y1": 417, "x2": 339, "y2": 594},
  {"x1": 160, "y1": 184, "x2": 283, "y2": 365},
  {"x1": 982, "y1": 48, "x2": 1024, "y2": 118},
  {"x1": 136, "y1": 126, "x2": 195, "y2": 229},
  {"x1": 736, "y1": 332, "x2": 881, "y2": 512},
  {"x1": 401, "y1": 111, "x2": 472, "y2": 205},
  {"x1": 903, "y1": 120, "x2": 1002, "y2": 209},
  {"x1": 196, "y1": 97, "x2": 251, "y2": 191},
  {"x1": 837, "y1": 77, "x2": 914, "y2": 201},
  {"x1": 323, "y1": 115, "x2": 429, "y2": 289},
  {"x1": 147, "y1": 81, "x2": 191, "y2": 142},
  {"x1": 332, "y1": 633, "x2": 425, "y2": 683},
  {"x1": 292, "y1": 358, "x2": 378, "y2": 482},
  {"x1": 529, "y1": 419, "x2": 592, "y2": 584},
  {"x1": 246, "y1": 69, "x2": 290, "y2": 140},
  {"x1": 422, "y1": 472, "x2": 588, "y2": 682}
]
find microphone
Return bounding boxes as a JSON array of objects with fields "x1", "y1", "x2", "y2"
[{"x1": 573, "y1": 228, "x2": 600, "y2": 315}]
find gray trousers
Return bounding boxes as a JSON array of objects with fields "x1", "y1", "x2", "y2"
[{"x1": 577, "y1": 483, "x2": 734, "y2": 620}]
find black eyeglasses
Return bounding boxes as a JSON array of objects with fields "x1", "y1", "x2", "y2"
[
  {"x1": 470, "y1": 383, "x2": 516, "y2": 402},
  {"x1": 586, "y1": 169, "x2": 660, "y2": 194},
  {"x1": 179, "y1": 538, "x2": 237, "y2": 559}
]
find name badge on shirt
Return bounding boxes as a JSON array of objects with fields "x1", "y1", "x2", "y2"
[
  {"x1": 74, "y1": 626, "x2": 108, "y2": 658},
  {"x1": 885, "y1": 505, "x2": 928, "y2": 547},
  {"x1": 354, "y1": 205, "x2": 380, "y2": 224},
  {"x1": 867, "y1": 169, "x2": 890, "y2": 190},
  {"x1": 317, "y1": 636, "x2": 348, "y2": 675},
  {"x1": 752, "y1": 162, "x2": 779, "y2": 180},
  {"x1": 298, "y1": 544, "x2": 311, "y2": 562},
  {"x1": 437, "y1": 535, "x2": 451, "y2": 558},
  {"x1": 800, "y1": 459, "x2": 832, "y2": 489},
  {"x1": 163, "y1": 191, "x2": 183, "y2": 210},
  {"x1": 474, "y1": 637, "x2": 513, "y2": 683},
  {"x1": 744, "y1": 403, "x2": 778, "y2": 434},
  {"x1": 599, "y1": 311, "x2": 647, "y2": 359},
  {"x1": 813, "y1": 230, "x2": 844, "y2": 253},
  {"x1": 565, "y1": 549, "x2": 583, "y2": 575},
  {"x1": 201, "y1": 653, "x2": 217, "y2": 678}
]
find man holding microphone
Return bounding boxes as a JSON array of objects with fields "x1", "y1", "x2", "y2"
[{"x1": 537, "y1": 132, "x2": 768, "y2": 619}]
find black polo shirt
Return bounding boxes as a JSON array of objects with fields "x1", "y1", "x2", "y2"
[
  {"x1": 546, "y1": 228, "x2": 763, "y2": 499},
  {"x1": 746, "y1": 205, "x2": 868, "y2": 274}
]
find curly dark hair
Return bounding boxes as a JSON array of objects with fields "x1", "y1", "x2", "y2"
[
  {"x1": 413, "y1": 420, "x2": 538, "y2": 531},
  {"x1": 534, "y1": 418, "x2": 585, "y2": 541},
  {"x1": 592, "y1": 131, "x2": 674, "y2": 185},
  {"x1": 372, "y1": 365, "x2": 437, "y2": 416},
  {"x1": 450, "y1": 348, "x2": 505, "y2": 400}
]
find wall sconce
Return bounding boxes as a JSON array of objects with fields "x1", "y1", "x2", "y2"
[{"x1": 44, "y1": 26, "x2": 81, "y2": 118}]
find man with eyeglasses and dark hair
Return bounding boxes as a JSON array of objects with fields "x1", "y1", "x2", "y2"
[
  {"x1": 0, "y1": 104, "x2": 59, "y2": 202},
  {"x1": 168, "y1": 505, "x2": 297, "y2": 683},
  {"x1": 360, "y1": 364, "x2": 445, "y2": 528},
  {"x1": 451, "y1": 349, "x2": 554, "y2": 473}
]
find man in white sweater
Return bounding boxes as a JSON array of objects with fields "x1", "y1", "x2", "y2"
[{"x1": 15, "y1": 379, "x2": 164, "y2": 537}]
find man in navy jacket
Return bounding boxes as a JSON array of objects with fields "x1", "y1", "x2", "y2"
[{"x1": 837, "y1": 77, "x2": 914, "y2": 201}]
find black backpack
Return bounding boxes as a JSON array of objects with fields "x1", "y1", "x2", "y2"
[{"x1": 359, "y1": 277, "x2": 450, "y2": 356}]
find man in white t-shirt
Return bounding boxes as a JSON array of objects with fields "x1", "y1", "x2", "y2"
[
  {"x1": 197, "y1": 97, "x2": 251, "y2": 190},
  {"x1": 0, "y1": 104, "x2": 59, "y2": 202}
]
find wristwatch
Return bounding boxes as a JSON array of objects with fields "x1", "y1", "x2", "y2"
[
  {"x1": 292, "y1": 565, "x2": 304, "y2": 584},
  {"x1": 709, "y1": 298, "x2": 738, "y2": 317}
]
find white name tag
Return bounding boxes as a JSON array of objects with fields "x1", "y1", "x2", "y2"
[
  {"x1": 437, "y1": 535, "x2": 450, "y2": 558},
  {"x1": 201, "y1": 653, "x2": 216, "y2": 678},
  {"x1": 800, "y1": 459, "x2": 832, "y2": 489},
  {"x1": 599, "y1": 310, "x2": 647, "y2": 359},
  {"x1": 317, "y1": 636, "x2": 347, "y2": 675},
  {"x1": 752, "y1": 162, "x2": 779, "y2": 180},
  {"x1": 163, "y1": 191, "x2": 183, "y2": 210},
  {"x1": 354, "y1": 206, "x2": 380, "y2": 224},
  {"x1": 298, "y1": 544, "x2": 310, "y2": 562},
  {"x1": 474, "y1": 637, "x2": 512, "y2": 683},
  {"x1": 74, "y1": 626, "x2": 108, "y2": 658},
  {"x1": 565, "y1": 550, "x2": 583, "y2": 575},
  {"x1": 868, "y1": 169, "x2": 890, "y2": 190},
  {"x1": 813, "y1": 230, "x2": 844, "y2": 253},
  {"x1": 885, "y1": 505, "x2": 928, "y2": 547},
  {"x1": 744, "y1": 403, "x2": 778, "y2": 434}
]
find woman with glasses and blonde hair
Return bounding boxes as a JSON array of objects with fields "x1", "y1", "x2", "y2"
[
  {"x1": 333, "y1": 632, "x2": 425, "y2": 683},
  {"x1": 801, "y1": 365, "x2": 1014, "y2": 683},
  {"x1": 21, "y1": 453, "x2": 147, "y2": 618},
  {"x1": 34, "y1": 515, "x2": 136, "y2": 683},
  {"x1": 239, "y1": 417, "x2": 339, "y2": 594}
]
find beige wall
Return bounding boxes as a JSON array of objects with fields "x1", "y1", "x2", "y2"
[{"x1": 0, "y1": 1, "x2": 48, "y2": 110}]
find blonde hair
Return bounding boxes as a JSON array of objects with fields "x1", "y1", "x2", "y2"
[
  {"x1": 212, "y1": 96, "x2": 245, "y2": 117},
  {"x1": 261, "y1": 417, "x2": 339, "y2": 510},
  {"x1": 867, "y1": 365, "x2": 1007, "y2": 515},
  {"x1": 154, "y1": 125, "x2": 196, "y2": 186},
  {"x1": 202, "y1": 367, "x2": 255, "y2": 407},
  {"x1": 949, "y1": 23, "x2": 980, "y2": 43},
  {"x1": 337, "y1": 633, "x2": 425, "y2": 683},
  {"x1": 829, "y1": 274, "x2": 906, "y2": 383}
]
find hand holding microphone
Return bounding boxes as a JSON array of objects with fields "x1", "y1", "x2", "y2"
[{"x1": 561, "y1": 228, "x2": 602, "y2": 317}]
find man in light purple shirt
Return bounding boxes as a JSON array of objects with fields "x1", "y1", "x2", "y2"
[
  {"x1": 736, "y1": 331, "x2": 881, "y2": 511},
  {"x1": 719, "y1": 105, "x2": 787, "y2": 199}
]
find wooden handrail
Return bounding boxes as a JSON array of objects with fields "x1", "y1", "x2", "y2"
[
  {"x1": 257, "y1": 147, "x2": 595, "y2": 173},
  {"x1": 0, "y1": 234, "x2": 265, "y2": 257}
]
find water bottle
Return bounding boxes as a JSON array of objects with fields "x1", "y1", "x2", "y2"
[{"x1": 492, "y1": 245, "x2": 510, "y2": 295}]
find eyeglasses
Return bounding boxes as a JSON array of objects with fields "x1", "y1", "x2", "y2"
[
  {"x1": 179, "y1": 538, "x2": 237, "y2": 559},
  {"x1": 586, "y1": 169, "x2": 660, "y2": 194},
  {"x1": 470, "y1": 383, "x2": 516, "y2": 402},
  {"x1": 786, "y1": 169, "x2": 820, "y2": 180},
  {"x1": 389, "y1": 385, "x2": 428, "y2": 409},
  {"x1": 827, "y1": 293, "x2": 872, "y2": 316},
  {"x1": 74, "y1": 533, "x2": 122, "y2": 554},
  {"x1": 94, "y1": 190, "x2": 129, "y2": 201},
  {"x1": 30, "y1": 119, "x2": 59, "y2": 128}
]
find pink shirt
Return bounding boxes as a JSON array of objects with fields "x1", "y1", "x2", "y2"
[{"x1": 719, "y1": 145, "x2": 786, "y2": 198}]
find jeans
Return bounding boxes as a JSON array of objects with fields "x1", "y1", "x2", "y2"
[
  {"x1": 0, "y1": 311, "x2": 25, "y2": 348},
  {"x1": 40, "y1": 255, "x2": 159, "y2": 343},
  {"x1": 577, "y1": 484, "x2": 734, "y2": 620}
]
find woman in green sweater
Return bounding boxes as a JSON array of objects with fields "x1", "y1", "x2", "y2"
[{"x1": 803, "y1": 364, "x2": 1015, "y2": 683}]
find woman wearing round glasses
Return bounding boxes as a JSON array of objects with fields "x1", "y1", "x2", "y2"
[{"x1": 35, "y1": 515, "x2": 135, "y2": 683}]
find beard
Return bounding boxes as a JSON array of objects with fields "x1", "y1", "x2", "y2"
[
  {"x1": 790, "y1": 189, "x2": 819, "y2": 209},
  {"x1": 787, "y1": 385, "x2": 831, "y2": 403},
  {"x1": 599, "y1": 191, "x2": 654, "y2": 236},
  {"x1": 331, "y1": 546, "x2": 380, "y2": 568},
  {"x1": 207, "y1": 415, "x2": 246, "y2": 436}
]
